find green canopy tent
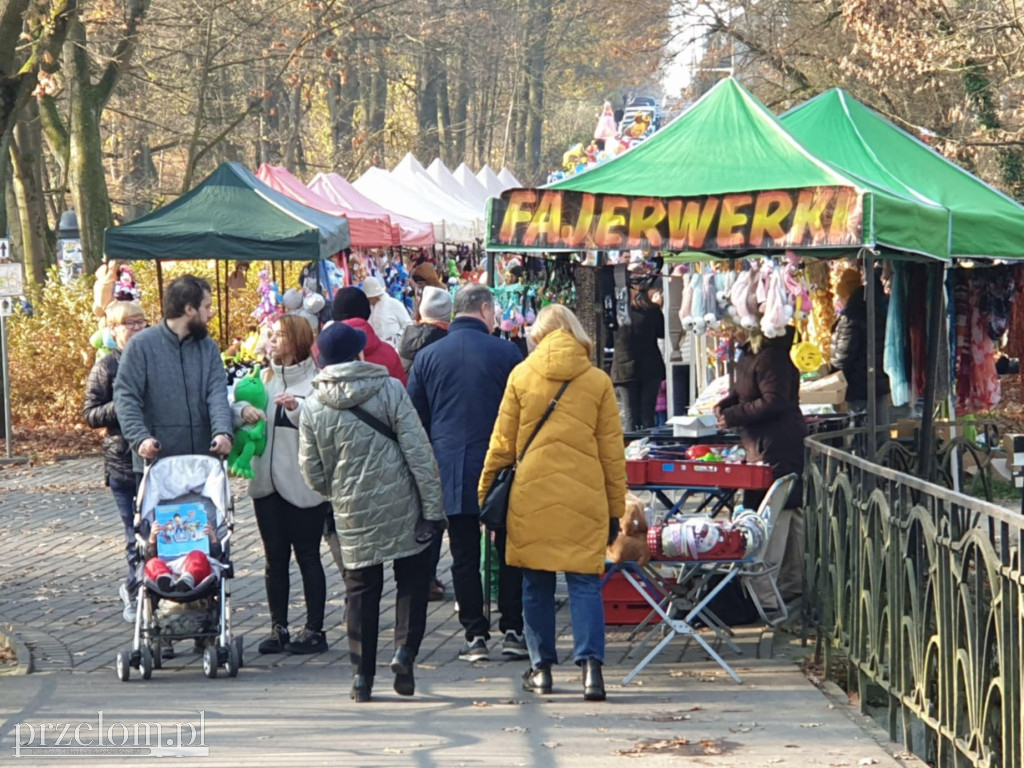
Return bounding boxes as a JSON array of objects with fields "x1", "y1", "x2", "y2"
[
  {"x1": 780, "y1": 89, "x2": 1024, "y2": 478},
  {"x1": 488, "y1": 78, "x2": 951, "y2": 261},
  {"x1": 104, "y1": 162, "x2": 351, "y2": 345},
  {"x1": 781, "y1": 88, "x2": 1024, "y2": 261},
  {"x1": 104, "y1": 162, "x2": 350, "y2": 262}
]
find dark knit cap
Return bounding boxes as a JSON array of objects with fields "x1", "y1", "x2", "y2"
[
  {"x1": 315, "y1": 322, "x2": 367, "y2": 367},
  {"x1": 332, "y1": 286, "x2": 371, "y2": 321}
]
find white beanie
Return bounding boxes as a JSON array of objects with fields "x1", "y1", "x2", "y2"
[
  {"x1": 419, "y1": 286, "x2": 453, "y2": 323},
  {"x1": 361, "y1": 276, "x2": 386, "y2": 298}
]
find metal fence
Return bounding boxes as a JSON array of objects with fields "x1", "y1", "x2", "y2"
[{"x1": 803, "y1": 429, "x2": 1023, "y2": 768}]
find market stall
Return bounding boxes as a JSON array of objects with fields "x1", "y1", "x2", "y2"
[{"x1": 354, "y1": 167, "x2": 477, "y2": 244}]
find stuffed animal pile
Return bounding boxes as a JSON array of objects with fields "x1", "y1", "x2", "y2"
[{"x1": 606, "y1": 493, "x2": 651, "y2": 567}]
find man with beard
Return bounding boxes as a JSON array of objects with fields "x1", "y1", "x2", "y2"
[{"x1": 115, "y1": 275, "x2": 234, "y2": 473}]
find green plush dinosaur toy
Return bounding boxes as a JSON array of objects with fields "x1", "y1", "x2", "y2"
[{"x1": 228, "y1": 365, "x2": 268, "y2": 479}]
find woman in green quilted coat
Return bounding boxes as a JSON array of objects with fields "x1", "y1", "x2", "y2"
[{"x1": 299, "y1": 321, "x2": 445, "y2": 703}]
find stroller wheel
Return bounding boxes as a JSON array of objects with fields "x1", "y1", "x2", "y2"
[
  {"x1": 232, "y1": 636, "x2": 244, "y2": 669},
  {"x1": 115, "y1": 647, "x2": 131, "y2": 682},
  {"x1": 152, "y1": 641, "x2": 163, "y2": 670},
  {"x1": 202, "y1": 645, "x2": 218, "y2": 679},
  {"x1": 226, "y1": 642, "x2": 241, "y2": 678},
  {"x1": 140, "y1": 645, "x2": 153, "y2": 680}
]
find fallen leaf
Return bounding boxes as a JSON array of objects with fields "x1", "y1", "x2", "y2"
[
  {"x1": 472, "y1": 701, "x2": 491, "y2": 708},
  {"x1": 503, "y1": 726, "x2": 529, "y2": 734},
  {"x1": 542, "y1": 742, "x2": 560, "y2": 749},
  {"x1": 801, "y1": 722, "x2": 823, "y2": 728},
  {"x1": 858, "y1": 760, "x2": 878, "y2": 766},
  {"x1": 384, "y1": 748, "x2": 404, "y2": 755}
]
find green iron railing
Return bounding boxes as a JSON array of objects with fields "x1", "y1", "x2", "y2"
[{"x1": 803, "y1": 429, "x2": 1023, "y2": 768}]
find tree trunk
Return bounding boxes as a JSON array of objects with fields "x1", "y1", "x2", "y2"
[
  {"x1": 9, "y1": 103, "x2": 51, "y2": 284},
  {"x1": 368, "y1": 37, "x2": 387, "y2": 164},
  {"x1": 524, "y1": 0, "x2": 552, "y2": 180}
]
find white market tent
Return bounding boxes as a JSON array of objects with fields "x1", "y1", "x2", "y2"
[
  {"x1": 497, "y1": 167, "x2": 521, "y2": 189},
  {"x1": 391, "y1": 154, "x2": 485, "y2": 238},
  {"x1": 454, "y1": 162, "x2": 492, "y2": 205},
  {"x1": 476, "y1": 165, "x2": 506, "y2": 198},
  {"x1": 353, "y1": 166, "x2": 477, "y2": 244},
  {"x1": 426, "y1": 158, "x2": 488, "y2": 211}
]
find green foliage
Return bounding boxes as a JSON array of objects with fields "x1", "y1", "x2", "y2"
[{"x1": 7, "y1": 267, "x2": 96, "y2": 426}]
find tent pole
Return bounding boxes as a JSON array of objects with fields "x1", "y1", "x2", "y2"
[
  {"x1": 214, "y1": 259, "x2": 225, "y2": 347},
  {"x1": 864, "y1": 250, "x2": 878, "y2": 459},
  {"x1": 917, "y1": 261, "x2": 945, "y2": 483},
  {"x1": 224, "y1": 261, "x2": 231, "y2": 346},
  {"x1": 156, "y1": 260, "x2": 165, "y2": 316}
]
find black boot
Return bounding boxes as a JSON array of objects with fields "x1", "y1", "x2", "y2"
[
  {"x1": 582, "y1": 659, "x2": 605, "y2": 702},
  {"x1": 391, "y1": 647, "x2": 416, "y2": 696},
  {"x1": 521, "y1": 665, "x2": 553, "y2": 694},
  {"x1": 350, "y1": 674, "x2": 373, "y2": 703}
]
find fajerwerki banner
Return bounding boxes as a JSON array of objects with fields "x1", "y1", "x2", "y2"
[{"x1": 487, "y1": 186, "x2": 864, "y2": 253}]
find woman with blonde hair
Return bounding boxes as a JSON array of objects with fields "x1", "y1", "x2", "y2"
[
  {"x1": 480, "y1": 303, "x2": 625, "y2": 701},
  {"x1": 233, "y1": 314, "x2": 333, "y2": 656},
  {"x1": 84, "y1": 300, "x2": 149, "y2": 623}
]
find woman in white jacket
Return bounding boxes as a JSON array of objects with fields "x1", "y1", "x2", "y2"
[{"x1": 234, "y1": 315, "x2": 332, "y2": 656}]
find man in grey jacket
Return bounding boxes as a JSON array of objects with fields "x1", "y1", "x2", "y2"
[{"x1": 114, "y1": 275, "x2": 234, "y2": 473}]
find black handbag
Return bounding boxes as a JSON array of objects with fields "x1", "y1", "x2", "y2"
[
  {"x1": 480, "y1": 380, "x2": 570, "y2": 530},
  {"x1": 348, "y1": 405, "x2": 441, "y2": 544}
]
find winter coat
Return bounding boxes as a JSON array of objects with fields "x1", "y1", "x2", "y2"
[
  {"x1": 830, "y1": 285, "x2": 890, "y2": 403},
  {"x1": 298, "y1": 361, "x2": 444, "y2": 570},
  {"x1": 479, "y1": 329, "x2": 626, "y2": 575},
  {"x1": 369, "y1": 294, "x2": 412, "y2": 349},
  {"x1": 408, "y1": 317, "x2": 522, "y2": 517},
  {"x1": 231, "y1": 356, "x2": 325, "y2": 509},
  {"x1": 717, "y1": 328, "x2": 807, "y2": 508},
  {"x1": 114, "y1": 322, "x2": 234, "y2": 473},
  {"x1": 83, "y1": 349, "x2": 134, "y2": 484},
  {"x1": 342, "y1": 318, "x2": 407, "y2": 385},
  {"x1": 398, "y1": 323, "x2": 447, "y2": 373},
  {"x1": 610, "y1": 306, "x2": 666, "y2": 386}
]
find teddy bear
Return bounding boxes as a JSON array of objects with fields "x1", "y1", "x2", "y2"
[
  {"x1": 606, "y1": 493, "x2": 651, "y2": 567},
  {"x1": 228, "y1": 366, "x2": 268, "y2": 479}
]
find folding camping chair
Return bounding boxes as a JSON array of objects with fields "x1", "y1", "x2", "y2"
[{"x1": 610, "y1": 473, "x2": 797, "y2": 685}]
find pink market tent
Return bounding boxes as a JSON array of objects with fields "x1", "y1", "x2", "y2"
[
  {"x1": 497, "y1": 168, "x2": 521, "y2": 189},
  {"x1": 476, "y1": 165, "x2": 506, "y2": 198},
  {"x1": 427, "y1": 158, "x2": 487, "y2": 211},
  {"x1": 256, "y1": 164, "x2": 396, "y2": 247},
  {"x1": 307, "y1": 172, "x2": 435, "y2": 248},
  {"x1": 454, "y1": 162, "x2": 492, "y2": 205},
  {"x1": 354, "y1": 167, "x2": 477, "y2": 244}
]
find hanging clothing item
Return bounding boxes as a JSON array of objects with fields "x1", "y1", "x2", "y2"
[
  {"x1": 884, "y1": 263, "x2": 911, "y2": 407},
  {"x1": 1005, "y1": 266, "x2": 1024, "y2": 382},
  {"x1": 905, "y1": 263, "x2": 929, "y2": 399},
  {"x1": 955, "y1": 274, "x2": 1000, "y2": 414}
]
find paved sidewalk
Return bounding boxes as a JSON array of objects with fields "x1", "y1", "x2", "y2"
[{"x1": 0, "y1": 458, "x2": 918, "y2": 766}]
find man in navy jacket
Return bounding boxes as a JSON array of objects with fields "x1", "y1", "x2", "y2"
[{"x1": 408, "y1": 283, "x2": 525, "y2": 662}]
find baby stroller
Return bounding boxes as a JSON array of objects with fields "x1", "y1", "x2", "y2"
[{"x1": 114, "y1": 455, "x2": 243, "y2": 680}]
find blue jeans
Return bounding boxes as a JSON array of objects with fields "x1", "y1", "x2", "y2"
[
  {"x1": 522, "y1": 569, "x2": 604, "y2": 668},
  {"x1": 109, "y1": 476, "x2": 140, "y2": 594}
]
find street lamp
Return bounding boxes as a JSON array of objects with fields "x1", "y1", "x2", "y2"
[{"x1": 56, "y1": 210, "x2": 82, "y2": 284}]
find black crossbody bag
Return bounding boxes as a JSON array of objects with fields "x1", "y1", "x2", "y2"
[
  {"x1": 480, "y1": 380, "x2": 570, "y2": 530},
  {"x1": 347, "y1": 406, "x2": 439, "y2": 544}
]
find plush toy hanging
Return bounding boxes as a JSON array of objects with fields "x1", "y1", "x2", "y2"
[
  {"x1": 228, "y1": 366, "x2": 268, "y2": 479},
  {"x1": 760, "y1": 266, "x2": 790, "y2": 338},
  {"x1": 252, "y1": 270, "x2": 283, "y2": 326},
  {"x1": 790, "y1": 326, "x2": 823, "y2": 373},
  {"x1": 113, "y1": 265, "x2": 141, "y2": 302}
]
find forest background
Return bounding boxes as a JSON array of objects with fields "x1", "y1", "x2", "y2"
[{"x1": 3, "y1": 0, "x2": 1024, "y2": 445}]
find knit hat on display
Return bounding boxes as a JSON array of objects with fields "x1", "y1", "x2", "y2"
[
  {"x1": 834, "y1": 268, "x2": 863, "y2": 304},
  {"x1": 361, "y1": 276, "x2": 386, "y2": 298},
  {"x1": 332, "y1": 286, "x2": 371, "y2": 321},
  {"x1": 315, "y1": 321, "x2": 366, "y2": 367},
  {"x1": 419, "y1": 286, "x2": 453, "y2": 323},
  {"x1": 282, "y1": 288, "x2": 304, "y2": 311}
]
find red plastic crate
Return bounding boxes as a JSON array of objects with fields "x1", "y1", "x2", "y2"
[
  {"x1": 626, "y1": 459, "x2": 649, "y2": 485},
  {"x1": 646, "y1": 460, "x2": 773, "y2": 489},
  {"x1": 602, "y1": 572, "x2": 664, "y2": 626}
]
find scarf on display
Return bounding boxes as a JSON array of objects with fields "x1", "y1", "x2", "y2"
[{"x1": 884, "y1": 262, "x2": 911, "y2": 407}]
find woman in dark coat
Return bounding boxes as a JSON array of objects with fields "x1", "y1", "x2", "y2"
[
  {"x1": 715, "y1": 326, "x2": 806, "y2": 605},
  {"x1": 830, "y1": 268, "x2": 890, "y2": 412},
  {"x1": 610, "y1": 288, "x2": 665, "y2": 432},
  {"x1": 83, "y1": 300, "x2": 148, "y2": 623}
]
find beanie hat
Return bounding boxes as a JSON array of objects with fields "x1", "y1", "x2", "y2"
[
  {"x1": 419, "y1": 286, "x2": 453, "y2": 323},
  {"x1": 361, "y1": 276, "x2": 386, "y2": 298},
  {"x1": 834, "y1": 268, "x2": 862, "y2": 305},
  {"x1": 332, "y1": 286, "x2": 371, "y2": 322},
  {"x1": 315, "y1": 321, "x2": 366, "y2": 367}
]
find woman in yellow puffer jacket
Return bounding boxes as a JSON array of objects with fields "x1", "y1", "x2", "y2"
[{"x1": 480, "y1": 304, "x2": 625, "y2": 702}]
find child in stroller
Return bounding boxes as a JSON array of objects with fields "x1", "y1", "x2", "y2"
[{"x1": 115, "y1": 455, "x2": 244, "y2": 681}]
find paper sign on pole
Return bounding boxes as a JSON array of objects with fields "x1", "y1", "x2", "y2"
[{"x1": 0, "y1": 263, "x2": 23, "y2": 298}]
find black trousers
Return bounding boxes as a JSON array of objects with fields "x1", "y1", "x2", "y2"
[
  {"x1": 253, "y1": 493, "x2": 329, "y2": 632},
  {"x1": 344, "y1": 547, "x2": 432, "y2": 678},
  {"x1": 446, "y1": 514, "x2": 523, "y2": 641},
  {"x1": 616, "y1": 379, "x2": 661, "y2": 432}
]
